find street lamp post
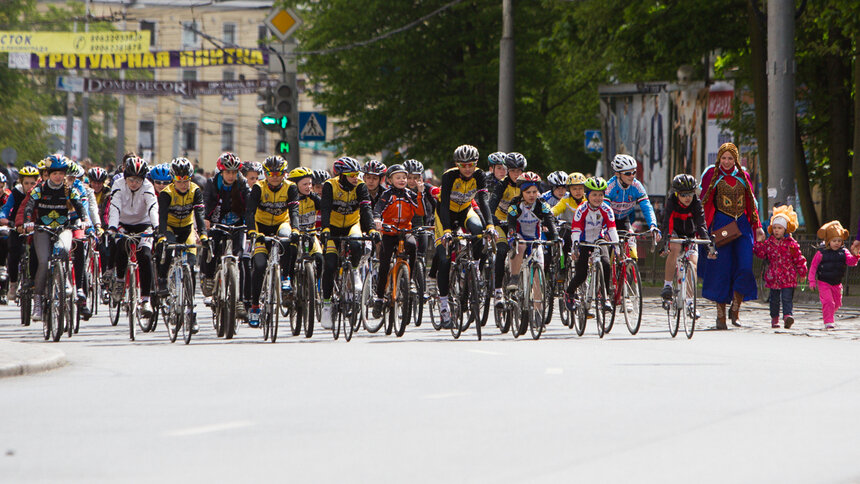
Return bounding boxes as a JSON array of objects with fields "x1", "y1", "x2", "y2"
[{"x1": 498, "y1": 0, "x2": 515, "y2": 153}]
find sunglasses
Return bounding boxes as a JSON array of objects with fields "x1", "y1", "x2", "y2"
[
  {"x1": 267, "y1": 170, "x2": 286, "y2": 177},
  {"x1": 342, "y1": 171, "x2": 359, "y2": 177},
  {"x1": 620, "y1": 171, "x2": 636, "y2": 176},
  {"x1": 456, "y1": 162, "x2": 477, "y2": 168}
]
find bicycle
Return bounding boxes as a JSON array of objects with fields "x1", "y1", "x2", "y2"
[
  {"x1": 256, "y1": 234, "x2": 293, "y2": 343},
  {"x1": 84, "y1": 232, "x2": 101, "y2": 319},
  {"x1": 292, "y1": 228, "x2": 322, "y2": 338},
  {"x1": 329, "y1": 235, "x2": 374, "y2": 342},
  {"x1": 440, "y1": 232, "x2": 488, "y2": 340},
  {"x1": 159, "y1": 240, "x2": 199, "y2": 344},
  {"x1": 408, "y1": 227, "x2": 435, "y2": 330},
  {"x1": 34, "y1": 225, "x2": 75, "y2": 342},
  {"x1": 498, "y1": 238, "x2": 555, "y2": 340},
  {"x1": 110, "y1": 231, "x2": 155, "y2": 341},
  {"x1": 16, "y1": 231, "x2": 33, "y2": 328},
  {"x1": 663, "y1": 237, "x2": 715, "y2": 339},
  {"x1": 604, "y1": 230, "x2": 653, "y2": 336},
  {"x1": 209, "y1": 224, "x2": 245, "y2": 340},
  {"x1": 571, "y1": 240, "x2": 615, "y2": 338}
]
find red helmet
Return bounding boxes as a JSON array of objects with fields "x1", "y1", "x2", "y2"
[{"x1": 217, "y1": 152, "x2": 242, "y2": 172}]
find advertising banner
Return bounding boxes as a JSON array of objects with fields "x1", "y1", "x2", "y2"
[
  {"x1": 14, "y1": 47, "x2": 268, "y2": 70},
  {"x1": 81, "y1": 78, "x2": 279, "y2": 97},
  {"x1": 0, "y1": 31, "x2": 149, "y2": 54},
  {"x1": 705, "y1": 82, "x2": 734, "y2": 166}
]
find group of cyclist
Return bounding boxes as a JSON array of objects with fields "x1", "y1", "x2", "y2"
[{"x1": 4, "y1": 142, "x2": 713, "y2": 335}]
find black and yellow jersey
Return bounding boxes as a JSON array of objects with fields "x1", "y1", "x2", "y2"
[
  {"x1": 245, "y1": 180, "x2": 299, "y2": 231},
  {"x1": 296, "y1": 192, "x2": 321, "y2": 230},
  {"x1": 438, "y1": 167, "x2": 491, "y2": 232},
  {"x1": 320, "y1": 176, "x2": 373, "y2": 232},
  {"x1": 489, "y1": 177, "x2": 520, "y2": 224},
  {"x1": 157, "y1": 182, "x2": 204, "y2": 230}
]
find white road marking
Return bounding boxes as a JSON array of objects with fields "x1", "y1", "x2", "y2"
[
  {"x1": 166, "y1": 420, "x2": 254, "y2": 437},
  {"x1": 545, "y1": 368, "x2": 564, "y2": 375}
]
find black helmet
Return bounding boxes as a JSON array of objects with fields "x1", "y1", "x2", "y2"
[
  {"x1": 453, "y1": 144, "x2": 479, "y2": 164},
  {"x1": 504, "y1": 152, "x2": 527, "y2": 170},
  {"x1": 671, "y1": 174, "x2": 698, "y2": 194}
]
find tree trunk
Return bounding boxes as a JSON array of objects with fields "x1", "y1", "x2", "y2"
[
  {"x1": 851, "y1": 30, "x2": 860, "y2": 237},
  {"x1": 747, "y1": 0, "x2": 768, "y2": 203},
  {"x1": 795, "y1": 121, "x2": 819, "y2": 232},
  {"x1": 825, "y1": 38, "x2": 851, "y2": 226}
]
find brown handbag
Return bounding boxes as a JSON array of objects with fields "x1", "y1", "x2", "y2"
[{"x1": 712, "y1": 221, "x2": 741, "y2": 247}]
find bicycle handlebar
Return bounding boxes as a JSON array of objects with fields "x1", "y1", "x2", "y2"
[{"x1": 210, "y1": 223, "x2": 246, "y2": 234}]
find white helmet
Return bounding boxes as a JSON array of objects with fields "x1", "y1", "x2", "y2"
[{"x1": 611, "y1": 154, "x2": 638, "y2": 173}]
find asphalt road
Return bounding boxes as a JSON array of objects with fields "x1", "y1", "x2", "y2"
[{"x1": 1, "y1": 292, "x2": 859, "y2": 483}]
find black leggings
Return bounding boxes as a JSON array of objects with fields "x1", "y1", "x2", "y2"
[
  {"x1": 113, "y1": 224, "x2": 155, "y2": 298},
  {"x1": 7, "y1": 231, "x2": 24, "y2": 283},
  {"x1": 566, "y1": 246, "x2": 611, "y2": 296},
  {"x1": 250, "y1": 240, "x2": 291, "y2": 306},
  {"x1": 438, "y1": 210, "x2": 483, "y2": 297},
  {"x1": 156, "y1": 226, "x2": 198, "y2": 285},
  {"x1": 376, "y1": 234, "x2": 416, "y2": 298},
  {"x1": 322, "y1": 226, "x2": 364, "y2": 300}
]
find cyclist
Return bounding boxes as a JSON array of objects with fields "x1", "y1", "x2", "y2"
[
  {"x1": 312, "y1": 169, "x2": 329, "y2": 196},
  {"x1": 107, "y1": 156, "x2": 159, "y2": 318},
  {"x1": 564, "y1": 176, "x2": 618, "y2": 313},
  {"x1": 0, "y1": 172, "x2": 8, "y2": 303},
  {"x1": 606, "y1": 154, "x2": 661, "y2": 248},
  {"x1": 66, "y1": 162, "x2": 100, "y2": 320},
  {"x1": 21, "y1": 154, "x2": 88, "y2": 322},
  {"x1": 435, "y1": 144, "x2": 495, "y2": 328},
  {"x1": 489, "y1": 152, "x2": 526, "y2": 309},
  {"x1": 148, "y1": 164, "x2": 172, "y2": 196},
  {"x1": 245, "y1": 155, "x2": 299, "y2": 327},
  {"x1": 541, "y1": 170, "x2": 568, "y2": 207},
  {"x1": 243, "y1": 161, "x2": 263, "y2": 190},
  {"x1": 87, "y1": 166, "x2": 112, "y2": 281},
  {"x1": 320, "y1": 156, "x2": 379, "y2": 329},
  {"x1": 404, "y1": 159, "x2": 436, "y2": 278},
  {"x1": 0, "y1": 165, "x2": 39, "y2": 304},
  {"x1": 201, "y1": 152, "x2": 248, "y2": 307},
  {"x1": 503, "y1": 172, "x2": 558, "y2": 303},
  {"x1": 485, "y1": 151, "x2": 507, "y2": 194},
  {"x1": 285, "y1": 166, "x2": 323, "y2": 291},
  {"x1": 371, "y1": 163, "x2": 425, "y2": 318},
  {"x1": 155, "y1": 159, "x2": 206, "y2": 316},
  {"x1": 551, "y1": 172, "x2": 587, "y2": 265},
  {"x1": 362, "y1": 159, "x2": 387, "y2": 207}
]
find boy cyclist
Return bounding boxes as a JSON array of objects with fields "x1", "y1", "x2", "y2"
[
  {"x1": 489, "y1": 152, "x2": 526, "y2": 308},
  {"x1": 606, "y1": 154, "x2": 661, "y2": 251}
]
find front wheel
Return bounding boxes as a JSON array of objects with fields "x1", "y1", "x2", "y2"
[
  {"x1": 410, "y1": 259, "x2": 425, "y2": 328},
  {"x1": 342, "y1": 267, "x2": 355, "y2": 342},
  {"x1": 621, "y1": 262, "x2": 643, "y2": 335},
  {"x1": 528, "y1": 264, "x2": 546, "y2": 340},
  {"x1": 361, "y1": 267, "x2": 384, "y2": 333},
  {"x1": 224, "y1": 264, "x2": 239, "y2": 340},
  {"x1": 392, "y1": 265, "x2": 410, "y2": 338},
  {"x1": 182, "y1": 266, "x2": 194, "y2": 345},
  {"x1": 684, "y1": 260, "x2": 697, "y2": 339},
  {"x1": 303, "y1": 263, "x2": 316, "y2": 338},
  {"x1": 48, "y1": 264, "x2": 65, "y2": 342},
  {"x1": 594, "y1": 264, "x2": 606, "y2": 339}
]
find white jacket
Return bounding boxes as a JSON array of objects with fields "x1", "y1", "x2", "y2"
[{"x1": 108, "y1": 177, "x2": 159, "y2": 229}]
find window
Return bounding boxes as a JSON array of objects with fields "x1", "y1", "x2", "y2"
[
  {"x1": 182, "y1": 69, "x2": 197, "y2": 82},
  {"x1": 256, "y1": 125, "x2": 267, "y2": 153},
  {"x1": 181, "y1": 21, "x2": 199, "y2": 48},
  {"x1": 221, "y1": 122, "x2": 234, "y2": 151},
  {"x1": 139, "y1": 121, "x2": 154, "y2": 152},
  {"x1": 258, "y1": 25, "x2": 268, "y2": 42},
  {"x1": 222, "y1": 70, "x2": 235, "y2": 101},
  {"x1": 182, "y1": 122, "x2": 197, "y2": 151},
  {"x1": 223, "y1": 23, "x2": 236, "y2": 45},
  {"x1": 140, "y1": 21, "x2": 156, "y2": 47}
]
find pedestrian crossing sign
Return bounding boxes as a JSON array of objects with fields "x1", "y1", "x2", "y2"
[{"x1": 299, "y1": 112, "x2": 327, "y2": 141}]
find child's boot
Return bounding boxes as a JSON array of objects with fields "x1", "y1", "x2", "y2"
[
  {"x1": 783, "y1": 314, "x2": 794, "y2": 329},
  {"x1": 771, "y1": 317, "x2": 779, "y2": 328}
]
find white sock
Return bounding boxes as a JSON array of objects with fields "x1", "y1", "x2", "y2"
[
  {"x1": 142, "y1": 296, "x2": 150, "y2": 303},
  {"x1": 494, "y1": 288, "x2": 503, "y2": 297},
  {"x1": 664, "y1": 281, "x2": 672, "y2": 287},
  {"x1": 439, "y1": 295, "x2": 449, "y2": 311}
]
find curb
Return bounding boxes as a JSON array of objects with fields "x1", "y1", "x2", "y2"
[{"x1": 0, "y1": 342, "x2": 67, "y2": 378}]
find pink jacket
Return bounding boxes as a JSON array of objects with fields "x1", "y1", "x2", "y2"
[{"x1": 753, "y1": 235, "x2": 808, "y2": 289}]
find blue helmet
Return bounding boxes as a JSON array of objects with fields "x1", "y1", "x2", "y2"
[
  {"x1": 46, "y1": 153, "x2": 69, "y2": 172},
  {"x1": 148, "y1": 164, "x2": 172, "y2": 183}
]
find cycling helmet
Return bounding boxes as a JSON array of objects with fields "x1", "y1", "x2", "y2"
[
  {"x1": 566, "y1": 172, "x2": 587, "y2": 186},
  {"x1": 67, "y1": 161, "x2": 85, "y2": 178},
  {"x1": 453, "y1": 144, "x2": 479, "y2": 164},
  {"x1": 288, "y1": 167, "x2": 313, "y2": 182},
  {"x1": 217, "y1": 152, "x2": 242, "y2": 172},
  {"x1": 149, "y1": 164, "x2": 172, "y2": 183},
  {"x1": 170, "y1": 157, "x2": 194, "y2": 180},
  {"x1": 403, "y1": 159, "x2": 424, "y2": 175},
  {"x1": 671, "y1": 174, "x2": 698, "y2": 194},
  {"x1": 19, "y1": 165, "x2": 40, "y2": 177},
  {"x1": 333, "y1": 156, "x2": 361, "y2": 175},
  {"x1": 583, "y1": 176, "x2": 608, "y2": 192},
  {"x1": 488, "y1": 151, "x2": 507, "y2": 167},
  {"x1": 504, "y1": 152, "x2": 527, "y2": 170},
  {"x1": 36, "y1": 159, "x2": 47, "y2": 172},
  {"x1": 547, "y1": 170, "x2": 568, "y2": 188},
  {"x1": 243, "y1": 161, "x2": 263, "y2": 174},
  {"x1": 312, "y1": 169, "x2": 330, "y2": 185},
  {"x1": 362, "y1": 159, "x2": 387, "y2": 176},
  {"x1": 516, "y1": 171, "x2": 542, "y2": 190},
  {"x1": 611, "y1": 154, "x2": 638, "y2": 173},
  {"x1": 46, "y1": 153, "x2": 70, "y2": 172},
  {"x1": 263, "y1": 155, "x2": 287, "y2": 176},
  {"x1": 123, "y1": 156, "x2": 149, "y2": 179},
  {"x1": 87, "y1": 167, "x2": 108, "y2": 183},
  {"x1": 0, "y1": 172, "x2": 6, "y2": 184},
  {"x1": 386, "y1": 164, "x2": 407, "y2": 177}
]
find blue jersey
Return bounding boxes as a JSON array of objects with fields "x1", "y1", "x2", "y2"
[
  {"x1": 69, "y1": 179, "x2": 89, "y2": 223},
  {"x1": 540, "y1": 190, "x2": 561, "y2": 207},
  {"x1": 605, "y1": 176, "x2": 657, "y2": 227}
]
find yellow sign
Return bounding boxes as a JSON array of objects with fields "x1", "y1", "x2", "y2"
[
  {"x1": 270, "y1": 11, "x2": 297, "y2": 35},
  {"x1": 264, "y1": 8, "x2": 302, "y2": 41},
  {"x1": 0, "y1": 31, "x2": 150, "y2": 54}
]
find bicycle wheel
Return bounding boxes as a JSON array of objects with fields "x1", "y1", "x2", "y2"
[
  {"x1": 332, "y1": 298, "x2": 342, "y2": 340},
  {"x1": 289, "y1": 283, "x2": 301, "y2": 337},
  {"x1": 621, "y1": 262, "x2": 643, "y2": 335},
  {"x1": 668, "y1": 271, "x2": 681, "y2": 338},
  {"x1": 270, "y1": 264, "x2": 281, "y2": 343},
  {"x1": 594, "y1": 264, "x2": 606, "y2": 339},
  {"x1": 89, "y1": 253, "x2": 99, "y2": 316},
  {"x1": 410, "y1": 259, "x2": 425, "y2": 328},
  {"x1": 573, "y1": 284, "x2": 587, "y2": 336},
  {"x1": 302, "y1": 263, "x2": 316, "y2": 338},
  {"x1": 467, "y1": 264, "x2": 481, "y2": 341},
  {"x1": 260, "y1": 267, "x2": 271, "y2": 341},
  {"x1": 135, "y1": 268, "x2": 155, "y2": 334},
  {"x1": 182, "y1": 266, "x2": 194, "y2": 345},
  {"x1": 496, "y1": 271, "x2": 511, "y2": 334},
  {"x1": 603, "y1": 263, "x2": 617, "y2": 334},
  {"x1": 49, "y1": 264, "x2": 64, "y2": 342},
  {"x1": 213, "y1": 272, "x2": 225, "y2": 337},
  {"x1": 684, "y1": 260, "x2": 697, "y2": 339},
  {"x1": 223, "y1": 263, "x2": 238, "y2": 340},
  {"x1": 392, "y1": 265, "x2": 410, "y2": 337},
  {"x1": 20, "y1": 287, "x2": 31, "y2": 329},
  {"x1": 448, "y1": 263, "x2": 463, "y2": 339},
  {"x1": 108, "y1": 276, "x2": 120, "y2": 326},
  {"x1": 361, "y1": 267, "x2": 383, "y2": 333},
  {"x1": 558, "y1": 268, "x2": 572, "y2": 328},
  {"x1": 529, "y1": 264, "x2": 546, "y2": 340},
  {"x1": 343, "y1": 266, "x2": 355, "y2": 342},
  {"x1": 479, "y1": 253, "x2": 494, "y2": 328}
]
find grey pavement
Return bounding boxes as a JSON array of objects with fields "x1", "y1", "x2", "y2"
[{"x1": 1, "y1": 290, "x2": 860, "y2": 483}]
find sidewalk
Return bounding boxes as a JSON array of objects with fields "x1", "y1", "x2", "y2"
[{"x1": 0, "y1": 341, "x2": 66, "y2": 378}]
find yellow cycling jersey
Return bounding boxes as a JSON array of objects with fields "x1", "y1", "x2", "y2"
[
  {"x1": 324, "y1": 178, "x2": 366, "y2": 228},
  {"x1": 493, "y1": 179, "x2": 520, "y2": 223},
  {"x1": 551, "y1": 194, "x2": 584, "y2": 224},
  {"x1": 441, "y1": 167, "x2": 487, "y2": 213},
  {"x1": 162, "y1": 182, "x2": 201, "y2": 227},
  {"x1": 254, "y1": 179, "x2": 294, "y2": 227},
  {"x1": 296, "y1": 193, "x2": 320, "y2": 229}
]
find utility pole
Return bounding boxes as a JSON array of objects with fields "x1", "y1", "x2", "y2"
[
  {"x1": 65, "y1": 21, "x2": 77, "y2": 158},
  {"x1": 80, "y1": 0, "x2": 90, "y2": 161},
  {"x1": 497, "y1": 0, "x2": 515, "y2": 152},
  {"x1": 766, "y1": 0, "x2": 795, "y2": 213},
  {"x1": 115, "y1": 2, "x2": 127, "y2": 164}
]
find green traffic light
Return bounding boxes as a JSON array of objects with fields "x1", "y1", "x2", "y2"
[
  {"x1": 261, "y1": 115, "x2": 289, "y2": 128},
  {"x1": 278, "y1": 116, "x2": 288, "y2": 129},
  {"x1": 261, "y1": 115, "x2": 277, "y2": 126},
  {"x1": 278, "y1": 140, "x2": 290, "y2": 154}
]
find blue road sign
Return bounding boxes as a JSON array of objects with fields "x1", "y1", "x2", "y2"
[
  {"x1": 299, "y1": 112, "x2": 327, "y2": 141},
  {"x1": 585, "y1": 130, "x2": 603, "y2": 153}
]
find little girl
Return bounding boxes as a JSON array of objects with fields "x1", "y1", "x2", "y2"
[
  {"x1": 808, "y1": 221, "x2": 859, "y2": 329},
  {"x1": 753, "y1": 205, "x2": 807, "y2": 329}
]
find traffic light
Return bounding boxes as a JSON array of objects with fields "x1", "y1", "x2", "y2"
[
  {"x1": 274, "y1": 83, "x2": 293, "y2": 116},
  {"x1": 261, "y1": 114, "x2": 289, "y2": 131},
  {"x1": 276, "y1": 138, "x2": 290, "y2": 155}
]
